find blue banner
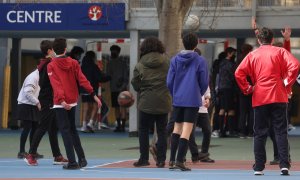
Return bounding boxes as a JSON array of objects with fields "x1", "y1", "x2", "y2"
[{"x1": 0, "y1": 3, "x2": 125, "y2": 31}]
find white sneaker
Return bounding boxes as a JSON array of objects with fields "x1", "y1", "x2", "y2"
[
  {"x1": 281, "y1": 168, "x2": 289, "y2": 175},
  {"x1": 211, "y1": 130, "x2": 219, "y2": 138},
  {"x1": 80, "y1": 127, "x2": 87, "y2": 132},
  {"x1": 288, "y1": 124, "x2": 296, "y2": 132},
  {"x1": 254, "y1": 171, "x2": 264, "y2": 175},
  {"x1": 101, "y1": 123, "x2": 110, "y2": 129}
]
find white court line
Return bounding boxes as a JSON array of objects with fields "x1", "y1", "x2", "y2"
[
  {"x1": 85, "y1": 159, "x2": 138, "y2": 169},
  {"x1": 80, "y1": 168, "x2": 255, "y2": 175}
]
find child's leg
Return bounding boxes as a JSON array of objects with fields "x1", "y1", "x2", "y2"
[{"x1": 19, "y1": 120, "x2": 32, "y2": 153}]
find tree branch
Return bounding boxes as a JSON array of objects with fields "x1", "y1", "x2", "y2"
[{"x1": 180, "y1": 0, "x2": 195, "y2": 16}]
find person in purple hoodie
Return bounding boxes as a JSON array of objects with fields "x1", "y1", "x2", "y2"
[{"x1": 167, "y1": 33, "x2": 209, "y2": 171}]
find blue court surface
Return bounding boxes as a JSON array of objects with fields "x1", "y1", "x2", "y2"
[{"x1": 0, "y1": 128, "x2": 299, "y2": 180}]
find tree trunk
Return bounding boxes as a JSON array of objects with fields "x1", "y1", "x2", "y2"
[
  {"x1": 156, "y1": 0, "x2": 195, "y2": 58},
  {"x1": 159, "y1": 12, "x2": 183, "y2": 58}
]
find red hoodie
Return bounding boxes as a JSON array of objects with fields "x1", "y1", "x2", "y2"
[{"x1": 47, "y1": 56, "x2": 94, "y2": 105}]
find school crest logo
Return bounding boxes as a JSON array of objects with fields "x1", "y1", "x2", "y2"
[{"x1": 88, "y1": 5, "x2": 102, "y2": 21}]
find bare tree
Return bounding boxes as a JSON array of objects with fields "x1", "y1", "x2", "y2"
[{"x1": 155, "y1": 0, "x2": 195, "y2": 58}]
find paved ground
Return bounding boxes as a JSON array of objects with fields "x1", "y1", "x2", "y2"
[{"x1": 0, "y1": 127, "x2": 299, "y2": 180}]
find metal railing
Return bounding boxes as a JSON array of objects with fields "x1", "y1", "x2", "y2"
[
  {"x1": 129, "y1": 0, "x2": 300, "y2": 8},
  {"x1": 7, "y1": 0, "x2": 125, "y2": 3},
  {"x1": 3, "y1": 0, "x2": 300, "y2": 7}
]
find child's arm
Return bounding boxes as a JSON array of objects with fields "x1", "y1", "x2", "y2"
[{"x1": 23, "y1": 80, "x2": 40, "y2": 109}]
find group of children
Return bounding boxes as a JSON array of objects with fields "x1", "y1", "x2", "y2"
[
  {"x1": 17, "y1": 38, "x2": 101, "y2": 169},
  {"x1": 16, "y1": 27, "x2": 299, "y2": 176},
  {"x1": 132, "y1": 28, "x2": 299, "y2": 176}
]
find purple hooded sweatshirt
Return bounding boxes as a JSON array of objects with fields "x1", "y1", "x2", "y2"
[{"x1": 167, "y1": 51, "x2": 209, "y2": 107}]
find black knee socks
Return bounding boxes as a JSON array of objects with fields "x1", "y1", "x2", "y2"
[
  {"x1": 121, "y1": 119, "x2": 126, "y2": 130},
  {"x1": 170, "y1": 133, "x2": 180, "y2": 161},
  {"x1": 116, "y1": 118, "x2": 121, "y2": 128},
  {"x1": 20, "y1": 128, "x2": 31, "y2": 152},
  {"x1": 219, "y1": 115, "x2": 225, "y2": 135},
  {"x1": 176, "y1": 138, "x2": 189, "y2": 163}
]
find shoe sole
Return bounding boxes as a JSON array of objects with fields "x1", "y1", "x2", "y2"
[
  {"x1": 281, "y1": 168, "x2": 289, "y2": 176},
  {"x1": 24, "y1": 158, "x2": 38, "y2": 166},
  {"x1": 133, "y1": 164, "x2": 150, "y2": 167},
  {"x1": 200, "y1": 160, "x2": 215, "y2": 163},
  {"x1": 53, "y1": 161, "x2": 68, "y2": 165},
  {"x1": 254, "y1": 171, "x2": 264, "y2": 175},
  {"x1": 173, "y1": 166, "x2": 191, "y2": 171},
  {"x1": 198, "y1": 153, "x2": 209, "y2": 161},
  {"x1": 86, "y1": 126, "x2": 95, "y2": 133}
]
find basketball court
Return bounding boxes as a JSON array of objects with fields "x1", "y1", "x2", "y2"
[{"x1": 0, "y1": 128, "x2": 300, "y2": 180}]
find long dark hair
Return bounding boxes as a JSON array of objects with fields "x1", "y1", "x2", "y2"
[{"x1": 140, "y1": 37, "x2": 165, "y2": 58}]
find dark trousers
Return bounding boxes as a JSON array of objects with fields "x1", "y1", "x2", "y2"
[
  {"x1": 55, "y1": 107, "x2": 85, "y2": 164},
  {"x1": 189, "y1": 113, "x2": 212, "y2": 155},
  {"x1": 138, "y1": 111, "x2": 168, "y2": 162},
  {"x1": 212, "y1": 104, "x2": 220, "y2": 131},
  {"x1": 269, "y1": 124, "x2": 291, "y2": 161},
  {"x1": 29, "y1": 108, "x2": 61, "y2": 157},
  {"x1": 238, "y1": 94, "x2": 253, "y2": 135},
  {"x1": 19, "y1": 120, "x2": 38, "y2": 153},
  {"x1": 269, "y1": 124, "x2": 278, "y2": 159},
  {"x1": 253, "y1": 103, "x2": 290, "y2": 171}
]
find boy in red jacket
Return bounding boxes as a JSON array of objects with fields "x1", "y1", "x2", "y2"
[
  {"x1": 235, "y1": 27, "x2": 299, "y2": 176},
  {"x1": 48, "y1": 38, "x2": 101, "y2": 170}
]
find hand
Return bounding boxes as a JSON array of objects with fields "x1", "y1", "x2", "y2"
[
  {"x1": 37, "y1": 102, "x2": 41, "y2": 111},
  {"x1": 94, "y1": 95, "x2": 102, "y2": 108},
  {"x1": 288, "y1": 92, "x2": 292, "y2": 99},
  {"x1": 281, "y1": 26, "x2": 291, "y2": 41},
  {"x1": 61, "y1": 101, "x2": 71, "y2": 110}
]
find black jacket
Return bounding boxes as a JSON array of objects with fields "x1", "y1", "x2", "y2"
[
  {"x1": 218, "y1": 58, "x2": 237, "y2": 90},
  {"x1": 81, "y1": 62, "x2": 111, "y2": 94},
  {"x1": 37, "y1": 58, "x2": 53, "y2": 108}
]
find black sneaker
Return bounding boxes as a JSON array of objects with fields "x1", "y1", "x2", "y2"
[
  {"x1": 156, "y1": 161, "x2": 165, "y2": 168},
  {"x1": 113, "y1": 127, "x2": 122, "y2": 132},
  {"x1": 63, "y1": 163, "x2": 80, "y2": 170},
  {"x1": 281, "y1": 168, "x2": 289, "y2": 176},
  {"x1": 133, "y1": 159, "x2": 150, "y2": 167},
  {"x1": 200, "y1": 157, "x2": 215, "y2": 163},
  {"x1": 17, "y1": 152, "x2": 28, "y2": 159},
  {"x1": 78, "y1": 158, "x2": 87, "y2": 168},
  {"x1": 191, "y1": 155, "x2": 199, "y2": 163},
  {"x1": 198, "y1": 152, "x2": 209, "y2": 161},
  {"x1": 174, "y1": 161, "x2": 191, "y2": 171}
]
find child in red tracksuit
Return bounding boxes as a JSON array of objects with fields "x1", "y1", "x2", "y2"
[{"x1": 48, "y1": 38, "x2": 101, "y2": 170}]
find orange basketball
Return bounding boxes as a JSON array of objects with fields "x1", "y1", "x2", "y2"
[{"x1": 117, "y1": 91, "x2": 135, "y2": 107}]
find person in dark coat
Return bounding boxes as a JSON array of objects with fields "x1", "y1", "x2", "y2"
[
  {"x1": 131, "y1": 37, "x2": 172, "y2": 168},
  {"x1": 80, "y1": 51, "x2": 111, "y2": 132}
]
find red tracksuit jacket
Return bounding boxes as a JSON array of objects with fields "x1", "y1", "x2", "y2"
[
  {"x1": 235, "y1": 45, "x2": 299, "y2": 107},
  {"x1": 47, "y1": 56, "x2": 94, "y2": 105}
]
